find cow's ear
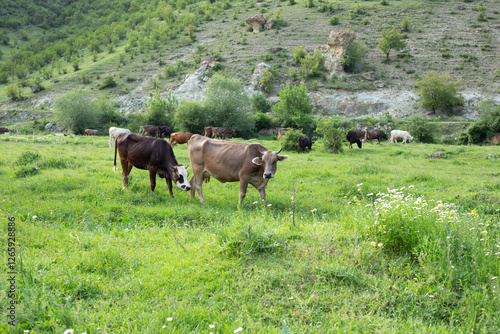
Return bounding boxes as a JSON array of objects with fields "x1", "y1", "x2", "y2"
[
  {"x1": 252, "y1": 157, "x2": 263, "y2": 165},
  {"x1": 277, "y1": 155, "x2": 289, "y2": 161},
  {"x1": 184, "y1": 164, "x2": 189, "y2": 169}
]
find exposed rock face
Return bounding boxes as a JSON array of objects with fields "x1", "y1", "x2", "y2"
[
  {"x1": 319, "y1": 30, "x2": 356, "y2": 75},
  {"x1": 31, "y1": 85, "x2": 41, "y2": 93},
  {"x1": 246, "y1": 14, "x2": 267, "y2": 32},
  {"x1": 361, "y1": 72, "x2": 375, "y2": 81},
  {"x1": 250, "y1": 62, "x2": 272, "y2": 91},
  {"x1": 45, "y1": 122, "x2": 56, "y2": 132},
  {"x1": 173, "y1": 62, "x2": 211, "y2": 101},
  {"x1": 264, "y1": 19, "x2": 274, "y2": 30}
]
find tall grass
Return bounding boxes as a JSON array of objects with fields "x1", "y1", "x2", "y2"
[{"x1": 0, "y1": 135, "x2": 498, "y2": 333}]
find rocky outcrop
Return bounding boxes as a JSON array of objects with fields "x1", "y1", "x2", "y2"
[
  {"x1": 250, "y1": 62, "x2": 272, "y2": 91},
  {"x1": 319, "y1": 30, "x2": 356, "y2": 75},
  {"x1": 246, "y1": 14, "x2": 267, "y2": 32},
  {"x1": 173, "y1": 62, "x2": 211, "y2": 101}
]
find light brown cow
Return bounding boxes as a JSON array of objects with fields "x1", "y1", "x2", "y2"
[
  {"x1": 85, "y1": 129, "x2": 100, "y2": 136},
  {"x1": 204, "y1": 127, "x2": 213, "y2": 138},
  {"x1": 187, "y1": 135, "x2": 288, "y2": 205},
  {"x1": 141, "y1": 125, "x2": 159, "y2": 137},
  {"x1": 488, "y1": 133, "x2": 500, "y2": 145},
  {"x1": 170, "y1": 132, "x2": 194, "y2": 146}
]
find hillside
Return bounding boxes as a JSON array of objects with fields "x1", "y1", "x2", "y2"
[{"x1": 0, "y1": 0, "x2": 500, "y2": 129}]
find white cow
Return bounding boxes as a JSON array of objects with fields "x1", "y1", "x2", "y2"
[
  {"x1": 390, "y1": 130, "x2": 413, "y2": 144},
  {"x1": 109, "y1": 127, "x2": 131, "y2": 148}
]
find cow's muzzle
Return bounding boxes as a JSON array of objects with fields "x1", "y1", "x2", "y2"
[
  {"x1": 263, "y1": 172, "x2": 274, "y2": 179},
  {"x1": 181, "y1": 185, "x2": 191, "y2": 191}
]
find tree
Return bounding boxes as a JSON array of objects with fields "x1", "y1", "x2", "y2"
[
  {"x1": 144, "y1": 89, "x2": 177, "y2": 126},
  {"x1": 316, "y1": 118, "x2": 344, "y2": 153},
  {"x1": 464, "y1": 100, "x2": 500, "y2": 145},
  {"x1": 54, "y1": 90, "x2": 100, "y2": 134},
  {"x1": 342, "y1": 40, "x2": 367, "y2": 72},
  {"x1": 272, "y1": 83, "x2": 313, "y2": 134},
  {"x1": 377, "y1": 26, "x2": 406, "y2": 59},
  {"x1": 415, "y1": 71, "x2": 464, "y2": 114},
  {"x1": 174, "y1": 101, "x2": 207, "y2": 134},
  {"x1": 203, "y1": 74, "x2": 254, "y2": 138},
  {"x1": 404, "y1": 115, "x2": 438, "y2": 143}
]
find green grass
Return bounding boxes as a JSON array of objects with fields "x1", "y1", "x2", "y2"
[{"x1": 0, "y1": 135, "x2": 499, "y2": 333}]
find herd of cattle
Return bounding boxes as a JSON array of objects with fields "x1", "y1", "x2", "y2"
[{"x1": 92, "y1": 124, "x2": 414, "y2": 204}]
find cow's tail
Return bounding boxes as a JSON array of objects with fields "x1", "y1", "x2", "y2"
[{"x1": 113, "y1": 138, "x2": 118, "y2": 174}]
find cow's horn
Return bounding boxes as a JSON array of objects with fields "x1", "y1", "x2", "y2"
[
  {"x1": 258, "y1": 150, "x2": 264, "y2": 155},
  {"x1": 277, "y1": 148, "x2": 282, "y2": 154}
]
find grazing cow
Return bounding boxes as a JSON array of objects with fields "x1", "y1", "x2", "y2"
[
  {"x1": 188, "y1": 135, "x2": 288, "y2": 205},
  {"x1": 364, "y1": 129, "x2": 389, "y2": 144},
  {"x1": 488, "y1": 133, "x2": 500, "y2": 145},
  {"x1": 113, "y1": 133, "x2": 191, "y2": 197},
  {"x1": 390, "y1": 130, "x2": 413, "y2": 144},
  {"x1": 141, "y1": 125, "x2": 158, "y2": 137},
  {"x1": 0, "y1": 127, "x2": 9, "y2": 135},
  {"x1": 210, "y1": 127, "x2": 236, "y2": 139},
  {"x1": 298, "y1": 135, "x2": 313, "y2": 153},
  {"x1": 156, "y1": 125, "x2": 174, "y2": 139},
  {"x1": 354, "y1": 130, "x2": 365, "y2": 140},
  {"x1": 109, "y1": 127, "x2": 131, "y2": 148},
  {"x1": 204, "y1": 127, "x2": 213, "y2": 138},
  {"x1": 84, "y1": 129, "x2": 100, "y2": 136},
  {"x1": 346, "y1": 130, "x2": 362, "y2": 149},
  {"x1": 221, "y1": 127, "x2": 236, "y2": 139},
  {"x1": 170, "y1": 132, "x2": 194, "y2": 146}
]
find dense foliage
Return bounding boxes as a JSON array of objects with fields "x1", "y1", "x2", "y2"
[
  {"x1": 415, "y1": 71, "x2": 464, "y2": 114},
  {"x1": 316, "y1": 117, "x2": 344, "y2": 153},
  {"x1": 464, "y1": 100, "x2": 500, "y2": 144},
  {"x1": 272, "y1": 83, "x2": 313, "y2": 135},
  {"x1": 404, "y1": 115, "x2": 438, "y2": 143},
  {"x1": 377, "y1": 26, "x2": 407, "y2": 59}
]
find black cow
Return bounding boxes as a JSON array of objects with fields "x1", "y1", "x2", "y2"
[
  {"x1": 298, "y1": 135, "x2": 313, "y2": 153},
  {"x1": 113, "y1": 133, "x2": 191, "y2": 197},
  {"x1": 346, "y1": 130, "x2": 362, "y2": 149},
  {"x1": 156, "y1": 126, "x2": 174, "y2": 139}
]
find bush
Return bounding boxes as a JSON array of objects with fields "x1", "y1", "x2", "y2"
[
  {"x1": 342, "y1": 40, "x2": 367, "y2": 72},
  {"x1": 272, "y1": 83, "x2": 313, "y2": 134},
  {"x1": 316, "y1": 118, "x2": 344, "y2": 153},
  {"x1": 415, "y1": 71, "x2": 463, "y2": 114},
  {"x1": 259, "y1": 68, "x2": 275, "y2": 93},
  {"x1": 100, "y1": 76, "x2": 117, "y2": 89},
  {"x1": 299, "y1": 50, "x2": 325, "y2": 78},
  {"x1": 145, "y1": 89, "x2": 177, "y2": 126},
  {"x1": 280, "y1": 129, "x2": 305, "y2": 151},
  {"x1": 465, "y1": 100, "x2": 500, "y2": 145},
  {"x1": 54, "y1": 90, "x2": 101, "y2": 135},
  {"x1": 404, "y1": 116, "x2": 437, "y2": 143},
  {"x1": 5, "y1": 84, "x2": 22, "y2": 101},
  {"x1": 329, "y1": 16, "x2": 340, "y2": 25},
  {"x1": 253, "y1": 112, "x2": 276, "y2": 133},
  {"x1": 174, "y1": 101, "x2": 207, "y2": 134},
  {"x1": 292, "y1": 47, "x2": 307, "y2": 65},
  {"x1": 252, "y1": 94, "x2": 271, "y2": 114}
]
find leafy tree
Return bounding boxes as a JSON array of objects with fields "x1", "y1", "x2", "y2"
[
  {"x1": 253, "y1": 112, "x2": 275, "y2": 132},
  {"x1": 281, "y1": 129, "x2": 305, "y2": 151},
  {"x1": 292, "y1": 46, "x2": 307, "y2": 65},
  {"x1": 5, "y1": 84, "x2": 22, "y2": 101},
  {"x1": 404, "y1": 115, "x2": 437, "y2": 143},
  {"x1": 203, "y1": 74, "x2": 254, "y2": 138},
  {"x1": 54, "y1": 90, "x2": 100, "y2": 134},
  {"x1": 144, "y1": 89, "x2": 177, "y2": 126},
  {"x1": 415, "y1": 71, "x2": 463, "y2": 114},
  {"x1": 100, "y1": 76, "x2": 117, "y2": 89},
  {"x1": 316, "y1": 118, "x2": 344, "y2": 153},
  {"x1": 259, "y1": 68, "x2": 275, "y2": 93},
  {"x1": 377, "y1": 26, "x2": 406, "y2": 59},
  {"x1": 174, "y1": 101, "x2": 207, "y2": 134},
  {"x1": 272, "y1": 83, "x2": 313, "y2": 134},
  {"x1": 299, "y1": 50, "x2": 325, "y2": 78},
  {"x1": 252, "y1": 94, "x2": 271, "y2": 113},
  {"x1": 464, "y1": 100, "x2": 500, "y2": 145},
  {"x1": 342, "y1": 40, "x2": 367, "y2": 72}
]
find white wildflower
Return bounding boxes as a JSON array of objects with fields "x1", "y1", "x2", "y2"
[
  {"x1": 209, "y1": 325, "x2": 215, "y2": 329},
  {"x1": 63, "y1": 330, "x2": 74, "y2": 334},
  {"x1": 167, "y1": 317, "x2": 173, "y2": 322},
  {"x1": 234, "y1": 328, "x2": 244, "y2": 333}
]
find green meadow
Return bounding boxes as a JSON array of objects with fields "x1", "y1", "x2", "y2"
[{"x1": 0, "y1": 135, "x2": 499, "y2": 333}]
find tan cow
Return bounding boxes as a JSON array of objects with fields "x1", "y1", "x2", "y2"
[
  {"x1": 170, "y1": 132, "x2": 194, "y2": 146},
  {"x1": 187, "y1": 135, "x2": 288, "y2": 205},
  {"x1": 85, "y1": 129, "x2": 100, "y2": 136},
  {"x1": 488, "y1": 133, "x2": 500, "y2": 145}
]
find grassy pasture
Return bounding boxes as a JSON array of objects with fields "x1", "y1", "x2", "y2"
[{"x1": 0, "y1": 135, "x2": 499, "y2": 333}]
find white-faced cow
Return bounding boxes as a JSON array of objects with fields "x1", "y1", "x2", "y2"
[
  {"x1": 109, "y1": 127, "x2": 131, "y2": 148},
  {"x1": 188, "y1": 135, "x2": 288, "y2": 205},
  {"x1": 390, "y1": 130, "x2": 413, "y2": 144},
  {"x1": 113, "y1": 133, "x2": 191, "y2": 197}
]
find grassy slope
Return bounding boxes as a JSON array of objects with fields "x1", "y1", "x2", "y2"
[
  {"x1": 1, "y1": 0, "x2": 500, "y2": 113},
  {"x1": 0, "y1": 135, "x2": 499, "y2": 332}
]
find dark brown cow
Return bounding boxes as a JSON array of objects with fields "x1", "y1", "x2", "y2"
[
  {"x1": 204, "y1": 127, "x2": 213, "y2": 138},
  {"x1": 298, "y1": 135, "x2": 313, "y2": 153},
  {"x1": 210, "y1": 127, "x2": 236, "y2": 139},
  {"x1": 354, "y1": 130, "x2": 365, "y2": 140},
  {"x1": 141, "y1": 125, "x2": 158, "y2": 137},
  {"x1": 0, "y1": 127, "x2": 10, "y2": 135},
  {"x1": 113, "y1": 133, "x2": 191, "y2": 197},
  {"x1": 156, "y1": 125, "x2": 174, "y2": 139},
  {"x1": 84, "y1": 129, "x2": 100, "y2": 136},
  {"x1": 170, "y1": 132, "x2": 194, "y2": 146},
  {"x1": 364, "y1": 129, "x2": 389, "y2": 144},
  {"x1": 221, "y1": 128, "x2": 236, "y2": 139},
  {"x1": 188, "y1": 135, "x2": 288, "y2": 205},
  {"x1": 346, "y1": 130, "x2": 362, "y2": 149}
]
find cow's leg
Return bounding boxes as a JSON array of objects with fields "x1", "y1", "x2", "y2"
[
  {"x1": 190, "y1": 173, "x2": 205, "y2": 204},
  {"x1": 166, "y1": 178, "x2": 174, "y2": 198},
  {"x1": 258, "y1": 187, "x2": 266, "y2": 201},
  {"x1": 148, "y1": 168, "x2": 157, "y2": 192},
  {"x1": 238, "y1": 179, "x2": 250, "y2": 205},
  {"x1": 120, "y1": 160, "x2": 132, "y2": 188}
]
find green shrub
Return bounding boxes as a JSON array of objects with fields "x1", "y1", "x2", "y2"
[
  {"x1": 299, "y1": 50, "x2": 325, "y2": 78},
  {"x1": 272, "y1": 83, "x2": 313, "y2": 134},
  {"x1": 100, "y1": 76, "x2": 117, "y2": 89},
  {"x1": 316, "y1": 118, "x2": 344, "y2": 153},
  {"x1": 415, "y1": 71, "x2": 463, "y2": 114},
  {"x1": 404, "y1": 116, "x2": 438, "y2": 143},
  {"x1": 292, "y1": 46, "x2": 307, "y2": 65},
  {"x1": 342, "y1": 40, "x2": 367, "y2": 72},
  {"x1": 15, "y1": 166, "x2": 39, "y2": 178},
  {"x1": 253, "y1": 112, "x2": 273, "y2": 132},
  {"x1": 329, "y1": 15, "x2": 340, "y2": 25},
  {"x1": 259, "y1": 68, "x2": 275, "y2": 93},
  {"x1": 174, "y1": 101, "x2": 207, "y2": 134},
  {"x1": 16, "y1": 152, "x2": 41, "y2": 166},
  {"x1": 5, "y1": 84, "x2": 22, "y2": 101},
  {"x1": 401, "y1": 18, "x2": 410, "y2": 32},
  {"x1": 145, "y1": 89, "x2": 177, "y2": 126},
  {"x1": 280, "y1": 129, "x2": 305, "y2": 151},
  {"x1": 252, "y1": 94, "x2": 271, "y2": 113},
  {"x1": 465, "y1": 101, "x2": 500, "y2": 145},
  {"x1": 54, "y1": 90, "x2": 101, "y2": 135}
]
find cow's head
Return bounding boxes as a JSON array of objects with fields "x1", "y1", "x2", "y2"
[
  {"x1": 172, "y1": 165, "x2": 191, "y2": 191},
  {"x1": 252, "y1": 148, "x2": 288, "y2": 179}
]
